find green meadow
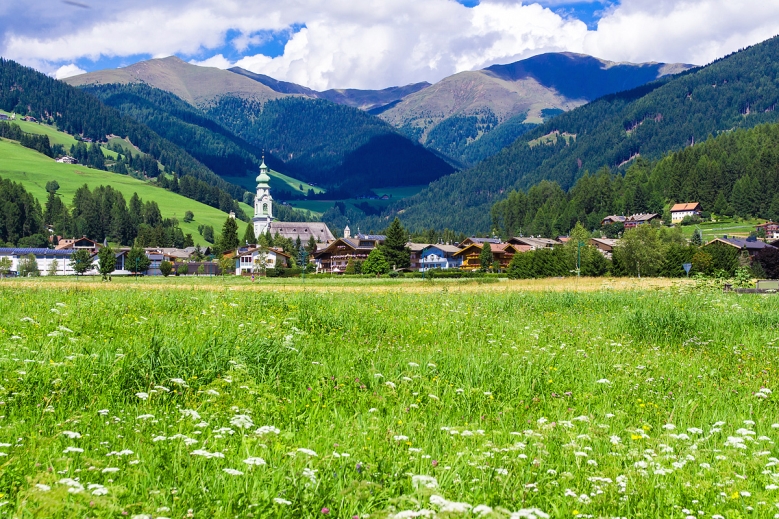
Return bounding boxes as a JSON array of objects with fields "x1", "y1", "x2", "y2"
[
  {"x1": 0, "y1": 138, "x2": 238, "y2": 245},
  {"x1": 0, "y1": 278, "x2": 777, "y2": 518}
]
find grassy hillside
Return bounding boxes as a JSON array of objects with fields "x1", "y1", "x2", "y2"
[{"x1": 0, "y1": 138, "x2": 239, "y2": 245}]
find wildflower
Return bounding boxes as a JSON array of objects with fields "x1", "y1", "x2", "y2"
[
  {"x1": 206, "y1": 389, "x2": 219, "y2": 395},
  {"x1": 393, "y1": 435, "x2": 409, "y2": 441},
  {"x1": 368, "y1": 408, "x2": 378, "y2": 413},
  {"x1": 135, "y1": 392, "x2": 149, "y2": 400},
  {"x1": 243, "y1": 457, "x2": 266, "y2": 466},
  {"x1": 428, "y1": 394, "x2": 439, "y2": 401},
  {"x1": 35, "y1": 484, "x2": 51, "y2": 492},
  {"x1": 321, "y1": 508, "x2": 330, "y2": 515},
  {"x1": 596, "y1": 379, "x2": 611, "y2": 384},
  {"x1": 190, "y1": 449, "x2": 224, "y2": 458},
  {"x1": 136, "y1": 414, "x2": 154, "y2": 420},
  {"x1": 303, "y1": 468, "x2": 318, "y2": 486},
  {"x1": 63, "y1": 446, "x2": 84, "y2": 453},
  {"x1": 102, "y1": 467, "x2": 120, "y2": 473},
  {"x1": 386, "y1": 381, "x2": 397, "y2": 389},
  {"x1": 255, "y1": 425, "x2": 280, "y2": 436},
  {"x1": 274, "y1": 498, "x2": 292, "y2": 505},
  {"x1": 412, "y1": 475, "x2": 438, "y2": 489},
  {"x1": 223, "y1": 468, "x2": 244, "y2": 476},
  {"x1": 180, "y1": 409, "x2": 200, "y2": 420},
  {"x1": 89, "y1": 484, "x2": 108, "y2": 496},
  {"x1": 409, "y1": 362, "x2": 419, "y2": 367},
  {"x1": 170, "y1": 378, "x2": 189, "y2": 388},
  {"x1": 230, "y1": 415, "x2": 254, "y2": 429},
  {"x1": 61, "y1": 431, "x2": 81, "y2": 439},
  {"x1": 662, "y1": 424, "x2": 675, "y2": 430},
  {"x1": 297, "y1": 448, "x2": 318, "y2": 457},
  {"x1": 98, "y1": 409, "x2": 109, "y2": 416}
]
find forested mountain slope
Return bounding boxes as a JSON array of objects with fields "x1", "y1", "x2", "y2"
[
  {"x1": 378, "y1": 36, "x2": 779, "y2": 233},
  {"x1": 203, "y1": 96, "x2": 454, "y2": 194},
  {"x1": 379, "y1": 52, "x2": 693, "y2": 166},
  {"x1": 0, "y1": 58, "x2": 248, "y2": 217}
]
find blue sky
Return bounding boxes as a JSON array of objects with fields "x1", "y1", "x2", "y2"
[{"x1": 2, "y1": 0, "x2": 778, "y2": 90}]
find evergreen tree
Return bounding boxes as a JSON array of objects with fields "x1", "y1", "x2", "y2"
[
  {"x1": 344, "y1": 257, "x2": 357, "y2": 274},
  {"x1": 242, "y1": 223, "x2": 256, "y2": 245},
  {"x1": 306, "y1": 235, "x2": 318, "y2": 256},
  {"x1": 479, "y1": 243, "x2": 493, "y2": 271},
  {"x1": 218, "y1": 216, "x2": 240, "y2": 252},
  {"x1": 380, "y1": 217, "x2": 410, "y2": 269}
]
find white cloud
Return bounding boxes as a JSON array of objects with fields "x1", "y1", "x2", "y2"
[
  {"x1": 2, "y1": 0, "x2": 779, "y2": 90},
  {"x1": 52, "y1": 64, "x2": 87, "y2": 79}
]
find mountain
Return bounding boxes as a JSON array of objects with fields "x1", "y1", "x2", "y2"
[
  {"x1": 66, "y1": 58, "x2": 454, "y2": 196},
  {"x1": 0, "y1": 58, "x2": 248, "y2": 218},
  {"x1": 65, "y1": 56, "x2": 284, "y2": 106},
  {"x1": 229, "y1": 67, "x2": 430, "y2": 111},
  {"x1": 363, "y1": 35, "x2": 779, "y2": 234},
  {"x1": 378, "y1": 52, "x2": 694, "y2": 165}
]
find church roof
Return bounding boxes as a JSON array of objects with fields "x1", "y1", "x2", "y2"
[
  {"x1": 268, "y1": 222, "x2": 335, "y2": 243},
  {"x1": 256, "y1": 159, "x2": 271, "y2": 184}
]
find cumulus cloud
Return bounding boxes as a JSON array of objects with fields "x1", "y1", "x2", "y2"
[
  {"x1": 1, "y1": 0, "x2": 779, "y2": 89},
  {"x1": 52, "y1": 64, "x2": 87, "y2": 79}
]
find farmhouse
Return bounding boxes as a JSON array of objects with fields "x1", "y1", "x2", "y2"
[
  {"x1": 251, "y1": 159, "x2": 335, "y2": 243},
  {"x1": 314, "y1": 233, "x2": 386, "y2": 273},
  {"x1": 601, "y1": 215, "x2": 626, "y2": 226},
  {"x1": 589, "y1": 238, "x2": 620, "y2": 259},
  {"x1": 670, "y1": 202, "x2": 702, "y2": 223},
  {"x1": 407, "y1": 242, "x2": 428, "y2": 270},
  {"x1": 454, "y1": 243, "x2": 520, "y2": 271},
  {"x1": 459, "y1": 237, "x2": 501, "y2": 248},
  {"x1": 419, "y1": 244, "x2": 463, "y2": 271},
  {"x1": 235, "y1": 247, "x2": 291, "y2": 275},
  {"x1": 55, "y1": 236, "x2": 102, "y2": 253},
  {"x1": 55, "y1": 156, "x2": 78, "y2": 164},
  {"x1": 624, "y1": 213, "x2": 659, "y2": 229}
]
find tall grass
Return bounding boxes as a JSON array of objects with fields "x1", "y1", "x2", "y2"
[{"x1": 0, "y1": 282, "x2": 777, "y2": 517}]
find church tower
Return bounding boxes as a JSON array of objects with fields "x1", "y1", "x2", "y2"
[{"x1": 253, "y1": 157, "x2": 274, "y2": 238}]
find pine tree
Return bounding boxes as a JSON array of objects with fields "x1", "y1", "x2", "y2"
[
  {"x1": 479, "y1": 243, "x2": 493, "y2": 271},
  {"x1": 219, "y1": 216, "x2": 239, "y2": 252},
  {"x1": 380, "y1": 217, "x2": 410, "y2": 269},
  {"x1": 242, "y1": 223, "x2": 256, "y2": 245}
]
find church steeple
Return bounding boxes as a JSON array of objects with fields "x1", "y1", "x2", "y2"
[{"x1": 253, "y1": 155, "x2": 274, "y2": 238}]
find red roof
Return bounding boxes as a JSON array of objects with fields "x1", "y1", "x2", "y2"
[{"x1": 670, "y1": 203, "x2": 701, "y2": 212}]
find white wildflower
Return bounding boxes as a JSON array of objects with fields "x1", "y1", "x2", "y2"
[
  {"x1": 223, "y1": 468, "x2": 244, "y2": 476},
  {"x1": 230, "y1": 415, "x2": 254, "y2": 429},
  {"x1": 412, "y1": 475, "x2": 438, "y2": 489},
  {"x1": 255, "y1": 425, "x2": 280, "y2": 436},
  {"x1": 296, "y1": 448, "x2": 318, "y2": 457},
  {"x1": 135, "y1": 392, "x2": 149, "y2": 400},
  {"x1": 61, "y1": 431, "x2": 81, "y2": 439},
  {"x1": 243, "y1": 457, "x2": 266, "y2": 466}
]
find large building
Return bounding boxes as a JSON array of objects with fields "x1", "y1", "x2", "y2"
[{"x1": 251, "y1": 159, "x2": 335, "y2": 243}]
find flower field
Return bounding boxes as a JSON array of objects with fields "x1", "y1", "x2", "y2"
[{"x1": 0, "y1": 280, "x2": 778, "y2": 518}]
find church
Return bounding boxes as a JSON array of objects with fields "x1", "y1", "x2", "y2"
[{"x1": 252, "y1": 159, "x2": 335, "y2": 244}]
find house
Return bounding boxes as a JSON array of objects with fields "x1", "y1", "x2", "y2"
[
  {"x1": 670, "y1": 203, "x2": 702, "y2": 223},
  {"x1": 589, "y1": 238, "x2": 620, "y2": 259},
  {"x1": 407, "y1": 243, "x2": 429, "y2": 270},
  {"x1": 704, "y1": 236, "x2": 776, "y2": 257},
  {"x1": 314, "y1": 233, "x2": 386, "y2": 273},
  {"x1": 453, "y1": 243, "x2": 520, "y2": 271},
  {"x1": 756, "y1": 222, "x2": 779, "y2": 239},
  {"x1": 55, "y1": 236, "x2": 102, "y2": 253},
  {"x1": 419, "y1": 244, "x2": 463, "y2": 271},
  {"x1": 507, "y1": 237, "x2": 559, "y2": 250},
  {"x1": 624, "y1": 213, "x2": 659, "y2": 229},
  {"x1": 55, "y1": 156, "x2": 78, "y2": 164},
  {"x1": 235, "y1": 247, "x2": 291, "y2": 275},
  {"x1": 0, "y1": 114, "x2": 9, "y2": 121},
  {"x1": 601, "y1": 215, "x2": 626, "y2": 226},
  {"x1": 459, "y1": 237, "x2": 502, "y2": 248},
  {"x1": 0, "y1": 248, "x2": 80, "y2": 276}
]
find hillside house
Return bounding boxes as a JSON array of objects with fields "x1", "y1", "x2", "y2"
[
  {"x1": 624, "y1": 213, "x2": 659, "y2": 229},
  {"x1": 236, "y1": 247, "x2": 291, "y2": 275},
  {"x1": 459, "y1": 237, "x2": 501, "y2": 248},
  {"x1": 419, "y1": 244, "x2": 463, "y2": 271},
  {"x1": 454, "y1": 243, "x2": 520, "y2": 271},
  {"x1": 56, "y1": 236, "x2": 102, "y2": 253},
  {"x1": 589, "y1": 238, "x2": 620, "y2": 259},
  {"x1": 756, "y1": 222, "x2": 779, "y2": 239},
  {"x1": 670, "y1": 203, "x2": 702, "y2": 223},
  {"x1": 0, "y1": 248, "x2": 80, "y2": 276},
  {"x1": 55, "y1": 156, "x2": 78, "y2": 164},
  {"x1": 601, "y1": 215, "x2": 626, "y2": 226}
]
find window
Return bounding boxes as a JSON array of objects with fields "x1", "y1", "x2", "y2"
[{"x1": 262, "y1": 203, "x2": 268, "y2": 213}]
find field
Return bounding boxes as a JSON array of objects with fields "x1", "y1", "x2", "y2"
[
  {"x1": 0, "y1": 139, "x2": 237, "y2": 246},
  {"x1": 678, "y1": 218, "x2": 766, "y2": 241},
  {"x1": 0, "y1": 111, "x2": 116, "y2": 159},
  {"x1": 0, "y1": 277, "x2": 777, "y2": 518}
]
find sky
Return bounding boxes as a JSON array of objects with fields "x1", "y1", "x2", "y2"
[{"x1": 1, "y1": 0, "x2": 779, "y2": 91}]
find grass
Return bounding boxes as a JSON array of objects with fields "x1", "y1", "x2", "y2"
[
  {"x1": 0, "y1": 111, "x2": 116, "y2": 159},
  {"x1": 0, "y1": 138, "x2": 235, "y2": 246},
  {"x1": 0, "y1": 277, "x2": 777, "y2": 518},
  {"x1": 678, "y1": 218, "x2": 766, "y2": 241}
]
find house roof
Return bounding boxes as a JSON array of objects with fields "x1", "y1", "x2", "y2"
[
  {"x1": 706, "y1": 237, "x2": 777, "y2": 251},
  {"x1": 509, "y1": 237, "x2": 559, "y2": 248},
  {"x1": 238, "y1": 246, "x2": 291, "y2": 259},
  {"x1": 0, "y1": 248, "x2": 76, "y2": 256},
  {"x1": 406, "y1": 242, "x2": 430, "y2": 252},
  {"x1": 460, "y1": 237, "x2": 501, "y2": 246},
  {"x1": 627, "y1": 213, "x2": 659, "y2": 222},
  {"x1": 601, "y1": 215, "x2": 627, "y2": 223},
  {"x1": 422, "y1": 244, "x2": 461, "y2": 254},
  {"x1": 355, "y1": 233, "x2": 386, "y2": 241},
  {"x1": 453, "y1": 243, "x2": 518, "y2": 256},
  {"x1": 590, "y1": 238, "x2": 620, "y2": 249},
  {"x1": 268, "y1": 221, "x2": 335, "y2": 243},
  {"x1": 670, "y1": 203, "x2": 701, "y2": 212}
]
